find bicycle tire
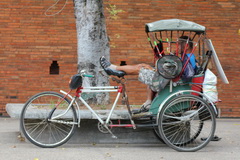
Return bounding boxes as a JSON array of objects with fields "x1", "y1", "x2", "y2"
[
  {"x1": 150, "y1": 117, "x2": 165, "y2": 143},
  {"x1": 153, "y1": 127, "x2": 165, "y2": 144},
  {"x1": 20, "y1": 91, "x2": 77, "y2": 148},
  {"x1": 158, "y1": 94, "x2": 216, "y2": 152}
]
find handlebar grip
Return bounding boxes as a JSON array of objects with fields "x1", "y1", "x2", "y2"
[{"x1": 83, "y1": 74, "x2": 94, "y2": 78}]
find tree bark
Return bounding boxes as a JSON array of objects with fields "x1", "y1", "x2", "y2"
[{"x1": 74, "y1": 0, "x2": 110, "y2": 104}]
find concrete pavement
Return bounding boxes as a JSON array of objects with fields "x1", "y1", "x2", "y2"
[
  {"x1": 0, "y1": 117, "x2": 240, "y2": 160},
  {"x1": 5, "y1": 103, "x2": 161, "y2": 144},
  {"x1": 0, "y1": 117, "x2": 161, "y2": 145}
]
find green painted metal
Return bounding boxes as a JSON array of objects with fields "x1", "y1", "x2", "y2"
[
  {"x1": 149, "y1": 84, "x2": 191, "y2": 115},
  {"x1": 145, "y1": 19, "x2": 206, "y2": 33}
]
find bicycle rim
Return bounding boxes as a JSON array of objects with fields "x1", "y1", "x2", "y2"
[
  {"x1": 20, "y1": 92, "x2": 77, "y2": 148},
  {"x1": 158, "y1": 95, "x2": 216, "y2": 152}
]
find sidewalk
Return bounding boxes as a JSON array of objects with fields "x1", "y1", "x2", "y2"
[
  {"x1": 4, "y1": 103, "x2": 161, "y2": 144},
  {"x1": 0, "y1": 117, "x2": 160, "y2": 144},
  {"x1": 1, "y1": 117, "x2": 240, "y2": 145},
  {"x1": 0, "y1": 117, "x2": 240, "y2": 160}
]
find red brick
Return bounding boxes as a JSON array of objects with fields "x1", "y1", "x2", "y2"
[{"x1": 0, "y1": 0, "x2": 239, "y2": 117}]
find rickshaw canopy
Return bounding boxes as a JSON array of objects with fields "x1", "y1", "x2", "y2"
[{"x1": 145, "y1": 19, "x2": 206, "y2": 33}]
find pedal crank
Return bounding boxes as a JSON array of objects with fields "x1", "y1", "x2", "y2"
[{"x1": 97, "y1": 121, "x2": 118, "y2": 139}]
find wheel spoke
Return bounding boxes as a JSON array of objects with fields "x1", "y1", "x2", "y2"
[
  {"x1": 20, "y1": 92, "x2": 77, "y2": 148},
  {"x1": 158, "y1": 95, "x2": 216, "y2": 152}
]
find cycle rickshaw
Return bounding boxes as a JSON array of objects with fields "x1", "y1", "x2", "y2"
[{"x1": 20, "y1": 19, "x2": 229, "y2": 152}]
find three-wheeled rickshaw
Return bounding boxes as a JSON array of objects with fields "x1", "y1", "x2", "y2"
[{"x1": 20, "y1": 19, "x2": 229, "y2": 152}]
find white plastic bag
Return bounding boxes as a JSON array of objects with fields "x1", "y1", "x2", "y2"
[{"x1": 202, "y1": 69, "x2": 218, "y2": 102}]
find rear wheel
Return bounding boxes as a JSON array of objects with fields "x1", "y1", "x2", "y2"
[
  {"x1": 158, "y1": 94, "x2": 216, "y2": 152},
  {"x1": 20, "y1": 92, "x2": 77, "y2": 148},
  {"x1": 153, "y1": 126, "x2": 165, "y2": 143},
  {"x1": 151, "y1": 116, "x2": 165, "y2": 143}
]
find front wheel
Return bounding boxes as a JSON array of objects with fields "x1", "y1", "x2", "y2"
[
  {"x1": 158, "y1": 94, "x2": 216, "y2": 152},
  {"x1": 20, "y1": 91, "x2": 77, "y2": 148}
]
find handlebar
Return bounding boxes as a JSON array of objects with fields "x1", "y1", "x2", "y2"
[
  {"x1": 80, "y1": 70, "x2": 94, "y2": 78},
  {"x1": 82, "y1": 74, "x2": 94, "y2": 78}
]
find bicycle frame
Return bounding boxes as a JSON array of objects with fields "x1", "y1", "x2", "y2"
[
  {"x1": 50, "y1": 84, "x2": 135, "y2": 137},
  {"x1": 77, "y1": 86, "x2": 122, "y2": 125}
]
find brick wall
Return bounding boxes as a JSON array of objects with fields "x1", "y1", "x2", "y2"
[
  {"x1": 0, "y1": 0, "x2": 78, "y2": 116},
  {"x1": 104, "y1": 0, "x2": 240, "y2": 117},
  {"x1": 0, "y1": 0, "x2": 239, "y2": 117}
]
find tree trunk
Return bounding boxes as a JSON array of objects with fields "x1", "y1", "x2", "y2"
[{"x1": 74, "y1": 0, "x2": 110, "y2": 104}]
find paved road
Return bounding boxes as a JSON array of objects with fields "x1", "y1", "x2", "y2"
[{"x1": 0, "y1": 118, "x2": 239, "y2": 160}]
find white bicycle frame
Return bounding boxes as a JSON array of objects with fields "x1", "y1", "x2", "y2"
[{"x1": 51, "y1": 86, "x2": 123, "y2": 130}]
